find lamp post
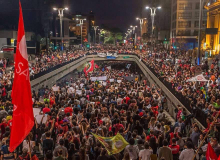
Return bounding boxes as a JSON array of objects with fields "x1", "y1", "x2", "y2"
[
  {"x1": 98, "y1": 29, "x2": 104, "y2": 44},
  {"x1": 136, "y1": 17, "x2": 147, "y2": 39},
  {"x1": 76, "y1": 18, "x2": 86, "y2": 47},
  {"x1": 98, "y1": 33, "x2": 101, "y2": 44},
  {"x1": 197, "y1": 0, "x2": 203, "y2": 65},
  {"x1": 127, "y1": 29, "x2": 132, "y2": 39},
  {"x1": 53, "y1": 7, "x2": 68, "y2": 51},
  {"x1": 130, "y1": 25, "x2": 137, "y2": 47},
  {"x1": 146, "y1": 6, "x2": 161, "y2": 42},
  {"x1": 92, "y1": 26, "x2": 99, "y2": 44}
]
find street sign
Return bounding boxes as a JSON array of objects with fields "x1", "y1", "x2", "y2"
[{"x1": 123, "y1": 56, "x2": 130, "y2": 59}]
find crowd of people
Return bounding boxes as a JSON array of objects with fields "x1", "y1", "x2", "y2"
[
  {"x1": 0, "y1": 46, "x2": 219, "y2": 160},
  {"x1": 0, "y1": 59, "x2": 219, "y2": 160},
  {"x1": 133, "y1": 49, "x2": 220, "y2": 124}
]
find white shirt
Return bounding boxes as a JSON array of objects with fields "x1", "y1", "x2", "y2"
[
  {"x1": 139, "y1": 149, "x2": 153, "y2": 160},
  {"x1": 80, "y1": 83, "x2": 84, "y2": 89},
  {"x1": 67, "y1": 87, "x2": 75, "y2": 94},
  {"x1": 179, "y1": 149, "x2": 199, "y2": 160}
]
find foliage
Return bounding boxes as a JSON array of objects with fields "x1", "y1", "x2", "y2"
[
  {"x1": 31, "y1": 34, "x2": 42, "y2": 42},
  {"x1": 100, "y1": 25, "x2": 123, "y2": 44}
]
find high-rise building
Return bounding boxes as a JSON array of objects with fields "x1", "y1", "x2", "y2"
[
  {"x1": 142, "y1": 19, "x2": 148, "y2": 35},
  {"x1": 205, "y1": 0, "x2": 220, "y2": 55},
  {"x1": 170, "y1": 0, "x2": 207, "y2": 50}
]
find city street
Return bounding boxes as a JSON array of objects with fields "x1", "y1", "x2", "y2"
[{"x1": 0, "y1": 0, "x2": 220, "y2": 160}]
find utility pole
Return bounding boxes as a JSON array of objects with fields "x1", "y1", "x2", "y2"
[
  {"x1": 53, "y1": 7, "x2": 68, "y2": 51},
  {"x1": 197, "y1": 0, "x2": 203, "y2": 65},
  {"x1": 76, "y1": 18, "x2": 86, "y2": 48},
  {"x1": 92, "y1": 26, "x2": 99, "y2": 44}
]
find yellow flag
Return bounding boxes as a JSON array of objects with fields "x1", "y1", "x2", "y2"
[{"x1": 92, "y1": 133, "x2": 129, "y2": 155}]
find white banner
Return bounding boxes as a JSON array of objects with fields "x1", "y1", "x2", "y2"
[
  {"x1": 90, "y1": 76, "x2": 107, "y2": 81},
  {"x1": 33, "y1": 108, "x2": 47, "y2": 124},
  {"x1": 97, "y1": 53, "x2": 107, "y2": 57},
  {"x1": 76, "y1": 90, "x2": 82, "y2": 95},
  {"x1": 52, "y1": 86, "x2": 60, "y2": 91}
]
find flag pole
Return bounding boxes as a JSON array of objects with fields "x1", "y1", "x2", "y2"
[
  {"x1": 28, "y1": 135, "x2": 32, "y2": 159},
  {"x1": 192, "y1": 111, "x2": 219, "y2": 160}
]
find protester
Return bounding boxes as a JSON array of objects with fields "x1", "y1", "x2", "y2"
[{"x1": 1, "y1": 48, "x2": 220, "y2": 160}]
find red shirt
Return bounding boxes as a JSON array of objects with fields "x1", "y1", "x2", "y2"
[
  {"x1": 43, "y1": 107, "x2": 51, "y2": 114},
  {"x1": 113, "y1": 123, "x2": 124, "y2": 134},
  {"x1": 125, "y1": 97, "x2": 130, "y2": 104},
  {"x1": 64, "y1": 107, "x2": 73, "y2": 116},
  {"x1": 177, "y1": 110, "x2": 182, "y2": 119},
  {"x1": 8, "y1": 120, "x2": 12, "y2": 130},
  {"x1": 146, "y1": 135, "x2": 156, "y2": 141},
  {"x1": 169, "y1": 145, "x2": 180, "y2": 154}
]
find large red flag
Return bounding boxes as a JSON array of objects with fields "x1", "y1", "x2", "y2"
[
  {"x1": 84, "y1": 60, "x2": 94, "y2": 76},
  {"x1": 10, "y1": 1, "x2": 34, "y2": 152},
  {"x1": 206, "y1": 143, "x2": 218, "y2": 160}
]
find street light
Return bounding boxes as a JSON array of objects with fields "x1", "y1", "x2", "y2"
[
  {"x1": 53, "y1": 7, "x2": 68, "y2": 51},
  {"x1": 76, "y1": 18, "x2": 86, "y2": 47},
  {"x1": 92, "y1": 26, "x2": 99, "y2": 44},
  {"x1": 197, "y1": 0, "x2": 203, "y2": 65},
  {"x1": 98, "y1": 33, "x2": 101, "y2": 43},
  {"x1": 136, "y1": 17, "x2": 147, "y2": 38},
  {"x1": 146, "y1": 6, "x2": 161, "y2": 41},
  {"x1": 130, "y1": 26, "x2": 137, "y2": 46}
]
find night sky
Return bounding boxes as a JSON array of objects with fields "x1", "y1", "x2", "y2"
[
  {"x1": 70, "y1": 0, "x2": 142, "y2": 30},
  {"x1": 0, "y1": 0, "x2": 152, "y2": 32}
]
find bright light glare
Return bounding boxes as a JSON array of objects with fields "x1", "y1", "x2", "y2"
[
  {"x1": 136, "y1": 17, "x2": 139, "y2": 20},
  {"x1": 157, "y1": 6, "x2": 161, "y2": 9},
  {"x1": 53, "y1": 8, "x2": 57, "y2": 10},
  {"x1": 65, "y1": 7, "x2": 68, "y2": 10},
  {"x1": 146, "y1": 6, "x2": 149, "y2": 9}
]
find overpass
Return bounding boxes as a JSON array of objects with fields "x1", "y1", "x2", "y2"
[{"x1": 29, "y1": 53, "x2": 205, "y2": 128}]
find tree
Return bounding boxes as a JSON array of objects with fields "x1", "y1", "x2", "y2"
[{"x1": 100, "y1": 25, "x2": 123, "y2": 44}]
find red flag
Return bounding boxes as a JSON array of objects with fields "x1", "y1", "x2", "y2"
[
  {"x1": 84, "y1": 66, "x2": 87, "y2": 76},
  {"x1": 10, "y1": 1, "x2": 34, "y2": 152},
  {"x1": 206, "y1": 143, "x2": 218, "y2": 160},
  {"x1": 84, "y1": 60, "x2": 94, "y2": 76},
  {"x1": 95, "y1": 64, "x2": 99, "y2": 69}
]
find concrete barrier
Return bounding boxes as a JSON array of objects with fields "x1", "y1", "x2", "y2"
[{"x1": 29, "y1": 54, "x2": 204, "y2": 128}]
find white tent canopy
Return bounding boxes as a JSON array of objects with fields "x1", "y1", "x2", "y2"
[{"x1": 186, "y1": 74, "x2": 209, "y2": 82}]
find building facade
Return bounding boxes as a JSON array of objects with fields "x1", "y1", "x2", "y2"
[
  {"x1": 205, "y1": 0, "x2": 220, "y2": 55},
  {"x1": 170, "y1": 0, "x2": 207, "y2": 50},
  {"x1": 50, "y1": 12, "x2": 95, "y2": 49}
]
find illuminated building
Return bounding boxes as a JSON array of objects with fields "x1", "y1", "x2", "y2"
[
  {"x1": 170, "y1": 0, "x2": 207, "y2": 50},
  {"x1": 205, "y1": 0, "x2": 220, "y2": 55}
]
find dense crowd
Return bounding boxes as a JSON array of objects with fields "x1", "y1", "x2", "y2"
[
  {"x1": 134, "y1": 49, "x2": 220, "y2": 122},
  {"x1": 0, "y1": 47, "x2": 219, "y2": 160},
  {"x1": 0, "y1": 60, "x2": 219, "y2": 160}
]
